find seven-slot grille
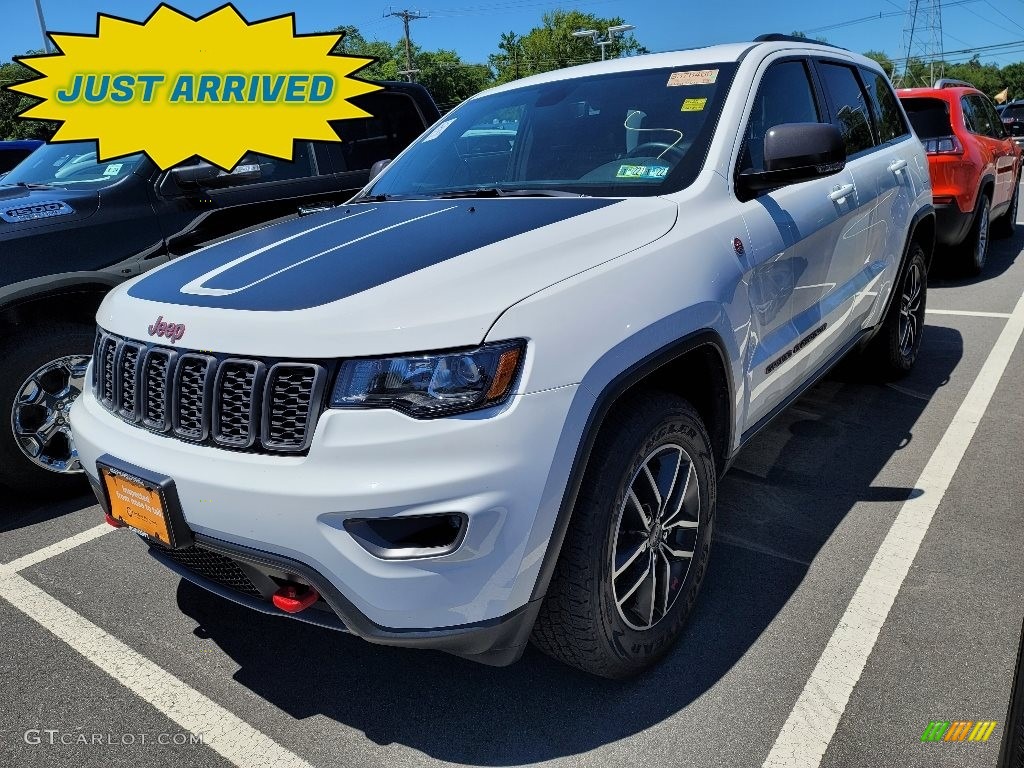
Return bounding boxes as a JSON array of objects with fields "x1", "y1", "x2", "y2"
[{"x1": 94, "y1": 331, "x2": 325, "y2": 454}]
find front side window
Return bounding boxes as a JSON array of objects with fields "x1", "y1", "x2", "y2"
[
  {"x1": 2, "y1": 142, "x2": 146, "y2": 189},
  {"x1": 738, "y1": 60, "x2": 822, "y2": 174},
  {"x1": 360, "y1": 63, "x2": 738, "y2": 199},
  {"x1": 818, "y1": 62, "x2": 876, "y2": 156},
  {"x1": 859, "y1": 68, "x2": 909, "y2": 143}
]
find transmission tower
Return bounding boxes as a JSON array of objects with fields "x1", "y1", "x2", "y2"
[{"x1": 894, "y1": 0, "x2": 944, "y2": 87}]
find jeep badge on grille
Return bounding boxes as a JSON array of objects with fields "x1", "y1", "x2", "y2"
[{"x1": 147, "y1": 315, "x2": 186, "y2": 344}]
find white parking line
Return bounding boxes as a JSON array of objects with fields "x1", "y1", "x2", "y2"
[
  {"x1": 926, "y1": 308, "x2": 1013, "y2": 319},
  {"x1": 0, "y1": 528, "x2": 312, "y2": 768},
  {"x1": 764, "y1": 289, "x2": 1024, "y2": 768},
  {"x1": 5, "y1": 523, "x2": 111, "y2": 572}
]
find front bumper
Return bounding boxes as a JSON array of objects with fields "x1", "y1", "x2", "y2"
[{"x1": 71, "y1": 381, "x2": 579, "y2": 660}]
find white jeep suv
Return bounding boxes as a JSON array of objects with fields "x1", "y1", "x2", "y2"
[{"x1": 71, "y1": 35, "x2": 934, "y2": 678}]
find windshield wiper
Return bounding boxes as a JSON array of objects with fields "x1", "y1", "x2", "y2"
[
  {"x1": 433, "y1": 188, "x2": 585, "y2": 199},
  {"x1": 350, "y1": 193, "x2": 393, "y2": 203},
  {"x1": 13, "y1": 182, "x2": 54, "y2": 189}
]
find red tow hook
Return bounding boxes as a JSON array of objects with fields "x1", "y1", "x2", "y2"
[
  {"x1": 104, "y1": 512, "x2": 125, "y2": 528},
  {"x1": 272, "y1": 584, "x2": 319, "y2": 614}
]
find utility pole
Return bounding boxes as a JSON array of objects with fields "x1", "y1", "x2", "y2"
[
  {"x1": 34, "y1": 0, "x2": 54, "y2": 54},
  {"x1": 385, "y1": 8, "x2": 427, "y2": 82}
]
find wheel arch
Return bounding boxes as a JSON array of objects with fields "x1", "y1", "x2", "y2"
[
  {"x1": 528, "y1": 328, "x2": 733, "y2": 603},
  {"x1": 0, "y1": 280, "x2": 114, "y2": 331}
]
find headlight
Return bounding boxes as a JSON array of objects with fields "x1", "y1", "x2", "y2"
[{"x1": 329, "y1": 340, "x2": 525, "y2": 418}]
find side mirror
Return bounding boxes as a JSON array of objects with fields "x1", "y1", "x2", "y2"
[
  {"x1": 737, "y1": 123, "x2": 846, "y2": 199},
  {"x1": 169, "y1": 161, "x2": 262, "y2": 189},
  {"x1": 369, "y1": 158, "x2": 392, "y2": 181}
]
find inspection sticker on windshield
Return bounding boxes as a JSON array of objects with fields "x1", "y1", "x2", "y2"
[
  {"x1": 616, "y1": 164, "x2": 669, "y2": 179},
  {"x1": 681, "y1": 98, "x2": 707, "y2": 112},
  {"x1": 102, "y1": 163, "x2": 122, "y2": 176},
  {"x1": 668, "y1": 69, "x2": 718, "y2": 86}
]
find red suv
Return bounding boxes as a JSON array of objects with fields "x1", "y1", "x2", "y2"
[{"x1": 898, "y1": 80, "x2": 1021, "y2": 274}]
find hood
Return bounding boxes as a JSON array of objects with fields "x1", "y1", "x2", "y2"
[
  {"x1": 102, "y1": 197, "x2": 678, "y2": 357},
  {"x1": 0, "y1": 185, "x2": 100, "y2": 236}
]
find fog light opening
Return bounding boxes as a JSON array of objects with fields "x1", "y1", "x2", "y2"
[{"x1": 345, "y1": 513, "x2": 467, "y2": 559}]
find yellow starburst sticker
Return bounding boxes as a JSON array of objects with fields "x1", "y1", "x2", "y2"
[{"x1": 6, "y1": 3, "x2": 382, "y2": 170}]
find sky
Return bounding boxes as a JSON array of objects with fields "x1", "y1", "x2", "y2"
[{"x1": 2, "y1": 0, "x2": 1023, "y2": 70}]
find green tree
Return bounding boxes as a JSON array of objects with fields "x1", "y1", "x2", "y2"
[
  {"x1": 489, "y1": 10, "x2": 647, "y2": 84},
  {"x1": 328, "y1": 26, "x2": 492, "y2": 108},
  {"x1": 863, "y1": 51, "x2": 895, "y2": 78},
  {"x1": 0, "y1": 58, "x2": 58, "y2": 140}
]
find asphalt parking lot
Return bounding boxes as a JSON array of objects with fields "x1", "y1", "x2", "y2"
[{"x1": 1, "y1": 193, "x2": 1022, "y2": 768}]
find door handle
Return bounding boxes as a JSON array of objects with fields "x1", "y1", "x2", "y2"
[
  {"x1": 829, "y1": 183, "x2": 855, "y2": 203},
  {"x1": 888, "y1": 158, "x2": 908, "y2": 174}
]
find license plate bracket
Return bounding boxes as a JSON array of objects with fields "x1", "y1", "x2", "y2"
[{"x1": 96, "y1": 454, "x2": 193, "y2": 550}]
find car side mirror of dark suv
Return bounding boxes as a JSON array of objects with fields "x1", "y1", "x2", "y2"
[
  {"x1": 169, "y1": 161, "x2": 262, "y2": 190},
  {"x1": 737, "y1": 123, "x2": 846, "y2": 199},
  {"x1": 369, "y1": 159, "x2": 392, "y2": 181}
]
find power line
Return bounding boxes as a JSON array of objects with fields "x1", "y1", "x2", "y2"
[{"x1": 384, "y1": 8, "x2": 428, "y2": 82}]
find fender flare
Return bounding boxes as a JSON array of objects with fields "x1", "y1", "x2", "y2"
[{"x1": 528, "y1": 328, "x2": 732, "y2": 603}]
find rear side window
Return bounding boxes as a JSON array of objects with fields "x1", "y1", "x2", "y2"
[
  {"x1": 859, "y1": 69, "x2": 909, "y2": 143},
  {"x1": 817, "y1": 62, "x2": 876, "y2": 156},
  {"x1": 963, "y1": 94, "x2": 999, "y2": 137},
  {"x1": 738, "y1": 60, "x2": 822, "y2": 174},
  {"x1": 901, "y1": 97, "x2": 953, "y2": 139},
  {"x1": 975, "y1": 95, "x2": 1007, "y2": 138}
]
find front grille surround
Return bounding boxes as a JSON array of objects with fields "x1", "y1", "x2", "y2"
[
  {"x1": 172, "y1": 354, "x2": 217, "y2": 442},
  {"x1": 140, "y1": 348, "x2": 176, "y2": 433},
  {"x1": 212, "y1": 359, "x2": 266, "y2": 449},
  {"x1": 262, "y1": 363, "x2": 326, "y2": 452},
  {"x1": 116, "y1": 342, "x2": 144, "y2": 421},
  {"x1": 93, "y1": 330, "x2": 327, "y2": 455}
]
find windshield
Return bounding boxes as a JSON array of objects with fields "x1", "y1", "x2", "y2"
[
  {"x1": 1002, "y1": 105, "x2": 1024, "y2": 120},
  {"x1": 2, "y1": 142, "x2": 147, "y2": 189},
  {"x1": 360, "y1": 63, "x2": 737, "y2": 200}
]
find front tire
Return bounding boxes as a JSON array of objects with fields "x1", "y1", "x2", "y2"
[
  {"x1": 0, "y1": 323, "x2": 94, "y2": 497},
  {"x1": 959, "y1": 192, "x2": 991, "y2": 275},
  {"x1": 532, "y1": 392, "x2": 716, "y2": 678}
]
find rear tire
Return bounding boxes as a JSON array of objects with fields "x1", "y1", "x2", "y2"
[
  {"x1": 861, "y1": 242, "x2": 927, "y2": 380},
  {"x1": 992, "y1": 176, "x2": 1019, "y2": 239},
  {"x1": 531, "y1": 392, "x2": 716, "y2": 679},
  {"x1": 0, "y1": 323, "x2": 94, "y2": 497},
  {"x1": 959, "y1": 192, "x2": 991, "y2": 275}
]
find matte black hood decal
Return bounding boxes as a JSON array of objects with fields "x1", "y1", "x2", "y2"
[{"x1": 127, "y1": 198, "x2": 619, "y2": 311}]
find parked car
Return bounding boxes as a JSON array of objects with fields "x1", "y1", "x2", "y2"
[
  {"x1": 71, "y1": 35, "x2": 934, "y2": 677},
  {"x1": 1000, "y1": 98, "x2": 1024, "y2": 149},
  {"x1": 0, "y1": 139, "x2": 42, "y2": 174},
  {"x1": 898, "y1": 79, "x2": 1021, "y2": 273},
  {"x1": 0, "y1": 83, "x2": 440, "y2": 494}
]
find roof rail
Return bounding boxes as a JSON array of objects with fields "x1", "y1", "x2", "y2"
[
  {"x1": 934, "y1": 78, "x2": 975, "y2": 89},
  {"x1": 753, "y1": 33, "x2": 847, "y2": 50}
]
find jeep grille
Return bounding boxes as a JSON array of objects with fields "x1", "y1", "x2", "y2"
[{"x1": 93, "y1": 330, "x2": 326, "y2": 454}]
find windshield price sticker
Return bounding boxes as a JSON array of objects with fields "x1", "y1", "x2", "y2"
[
  {"x1": 667, "y1": 70, "x2": 718, "y2": 86},
  {"x1": 5, "y1": 4, "x2": 381, "y2": 171}
]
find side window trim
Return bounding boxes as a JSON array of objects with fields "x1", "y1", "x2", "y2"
[
  {"x1": 732, "y1": 55, "x2": 826, "y2": 187},
  {"x1": 857, "y1": 66, "x2": 910, "y2": 146},
  {"x1": 810, "y1": 57, "x2": 880, "y2": 159}
]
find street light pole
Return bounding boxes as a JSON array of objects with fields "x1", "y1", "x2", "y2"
[
  {"x1": 572, "y1": 23, "x2": 636, "y2": 62},
  {"x1": 33, "y1": 0, "x2": 53, "y2": 54}
]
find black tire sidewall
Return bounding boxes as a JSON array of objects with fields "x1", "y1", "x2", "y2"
[
  {"x1": 0, "y1": 323, "x2": 95, "y2": 496},
  {"x1": 885, "y1": 245, "x2": 928, "y2": 374},
  {"x1": 590, "y1": 398, "x2": 716, "y2": 672},
  {"x1": 967, "y1": 193, "x2": 992, "y2": 273}
]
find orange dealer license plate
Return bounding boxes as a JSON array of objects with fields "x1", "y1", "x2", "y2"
[{"x1": 98, "y1": 457, "x2": 192, "y2": 549}]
